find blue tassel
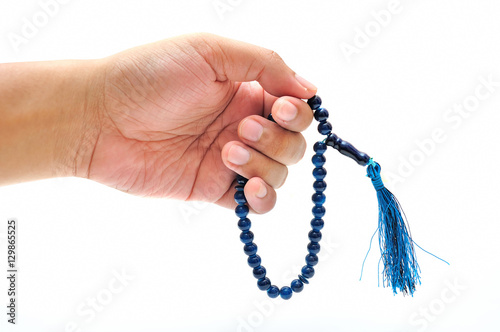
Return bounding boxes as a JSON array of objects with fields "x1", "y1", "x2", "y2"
[
  {"x1": 366, "y1": 159, "x2": 420, "y2": 296},
  {"x1": 315, "y1": 115, "x2": 448, "y2": 295}
]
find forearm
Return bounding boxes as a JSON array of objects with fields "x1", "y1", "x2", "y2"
[{"x1": 0, "y1": 60, "x2": 102, "y2": 186}]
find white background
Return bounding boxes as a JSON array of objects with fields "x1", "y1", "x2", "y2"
[{"x1": 1, "y1": 0, "x2": 499, "y2": 331}]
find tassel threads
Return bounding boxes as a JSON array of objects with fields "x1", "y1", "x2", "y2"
[{"x1": 366, "y1": 159, "x2": 421, "y2": 296}]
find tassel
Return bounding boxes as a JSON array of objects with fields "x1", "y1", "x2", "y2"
[
  {"x1": 324, "y1": 131, "x2": 447, "y2": 295},
  {"x1": 366, "y1": 159, "x2": 420, "y2": 296}
]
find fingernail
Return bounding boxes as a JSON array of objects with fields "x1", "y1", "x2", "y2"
[
  {"x1": 295, "y1": 74, "x2": 317, "y2": 92},
  {"x1": 227, "y1": 145, "x2": 250, "y2": 165},
  {"x1": 240, "y1": 119, "x2": 263, "y2": 142},
  {"x1": 276, "y1": 99, "x2": 298, "y2": 122},
  {"x1": 256, "y1": 181, "x2": 267, "y2": 198}
]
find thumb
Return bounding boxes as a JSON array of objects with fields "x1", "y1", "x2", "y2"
[{"x1": 186, "y1": 33, "x2": 317, "y2": 99}]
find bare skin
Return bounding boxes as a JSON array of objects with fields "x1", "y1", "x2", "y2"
[{"x1": 0, "y1": 33, "x2": 317, "y2": 213}]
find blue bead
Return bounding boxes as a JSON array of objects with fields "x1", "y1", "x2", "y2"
[
  {"x1": 312, "y1": 206, "x2": 325, "y2": 218},
  {"x1": 240, "y1": 231, "x2": 254, "y2": 244},
  {"x1": 280, "y1": 286, "x2": 293, "y2": 300},
  {"x1": 257, "y1": 277, "x2": 271, "y2": 290},
  {"x1": 237, "y1": 218, "x2": 251, "y2": 231},
  {"x1": 312, "y1": 167, "x2": 327, "y2": 180},
  {"x1": 313, "y1": 180, "x2": 327, "y2": 192},
  {"x1": 318, "y1": 121, "x2": 333, "y2": 135},
  {"x1": 312, "y1": 154, "x2": 326, "y2": 167},
  {"x1": 313, "y1": 141, "x2": 327, "y2": 154},
  {"x1": 311, "y1": 193, "x2": 326, "y2": 205},
  {"x1": 234, "y1": 191, "x2": 247, "y2": 204},
  {"x1": 267, "y1": 113, "x2": 275, "y2": 123},
  {"x1": 305, "y1": 253, "x2": 319, "y2": 266},
  {"x1": 307, "y1": 95, "x2": 322, "y2": 110},
  {"x1": 310, "y1": 218, "x2": 324, "y2": 231},
  {"x1": 307, "y1": 242, "x2": 321, "y2": 254},
  {"x1": 235, "y1": 185, "x2": 244, "y2": 191},
  {"x1": 253, "y1": 266, "x2": 267, "y2": 279},
  {"x1": 291, "y1": 279, "x2": 304, "y2": 293},
  {"x1": 301, "y1": 265, "x2": 315, "y2": 279},
  {"x1": 244, "y1": 243, "x2": 258, "y2": 256},
  {"x1": 247, "y1": 254, "x2": 261, "y2": 268},
  {"x1": 235, "y1": 205, "x2": 249, "y2": 218},
  {"x1": 267, "y1": 285, "x2": 280, "y2": 298},
  {"x1": 309, "y1": 230, "x2": 322, "y2": 242},
  {"x1": 314, "y1": 108, "x2": 329, "y2": 122},
  {"x1": 298, "y1": 274, "x2": 309, "y2": 284},
  {"x1": 236, "y1": 175, "x2": 248, "y2": 185}
]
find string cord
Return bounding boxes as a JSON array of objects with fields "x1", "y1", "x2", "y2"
[{"x1": 359, "y1": 230, "x2": 450, "y2": 282}]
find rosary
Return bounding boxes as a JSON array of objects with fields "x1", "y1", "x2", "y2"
[{"x1": 234, "y1": 95, "x2": 447, "y2": 300}]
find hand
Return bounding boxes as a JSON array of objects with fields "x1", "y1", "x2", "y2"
[
  {"x1": 0, "y1": 33, "x2": 317, "y2": 213},
  {"x1": 79, "y1": 33, "x2": 317, "y2": 213}
]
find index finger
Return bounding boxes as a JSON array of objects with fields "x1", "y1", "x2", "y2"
[{"x1": 265, "y1": 95, "x2": 314, "y2": 133}]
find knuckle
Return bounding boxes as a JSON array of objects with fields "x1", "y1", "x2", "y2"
[
  {"x1": 275, "y1": 166, "x2": 288, "y2": 188},
  {"x1": 196, "y1": 32, "x2": 217, "y2": 40},
  {"x1": 271, "y1": 135, "x2": 291, "y2": 162},
  {"x1": 262, "y1": 48, "x2": 284, "y2": 64},
  {"x1": 293, "y1": 135, "x2": 308, "y2": 164},
  {"x1": 285, "y1": 134, "x2": 307, "y2": 165},
  {"x1": 192, "y1": 32, "x2": 222, "y2": 50},
  {"x1": 259, "y1": 159, "x2": 287, "y2": 189}
]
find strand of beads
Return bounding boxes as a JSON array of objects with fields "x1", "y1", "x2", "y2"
[{"x1": 234, "y1": 95, "x2": 331, "y2": 300}]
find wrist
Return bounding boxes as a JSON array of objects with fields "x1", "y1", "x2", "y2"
[
  {"x1": 0, "y1": 59, "x2": 104, "y2": 185},
  {"x1": 59, "y1": 59, "x2": 105, "y2": 179}
]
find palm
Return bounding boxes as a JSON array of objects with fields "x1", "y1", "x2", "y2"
[{"x1": 87, "y1": 43, "x2": 264, "y2": 205}]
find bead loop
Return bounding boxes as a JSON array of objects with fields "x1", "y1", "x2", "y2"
[{"x1": 234, "y1": 95, "x2": 328, "y2": 299}]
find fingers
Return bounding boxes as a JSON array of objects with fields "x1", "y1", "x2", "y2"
[
  {"x1": 215, "y1": 177, "x2": 277, "y2": 214},
  {"x1": 243, "y1": 177, "x2": 277, "y2": 214},
  {"x1": 222, "y1": 95, "x2": 314, "y2": 185},
  {"x1": 221, "y1": 95, "x2": 314, "y2": 213},
  {"x1": 265, "y1": 95, "x2": 314, "y2": 133},
  {"x1": 221, "y1": 141, "x2": 288, "y2": 189},
  {"x1": 188, "y1": 33, "x2": 317, "y2": 99},
  {"x1": 239, "y1": 96, "x2": 313, "y2": 165},
  {"x1": 238, "y1": 116, "x2": 306, "y2": 166}
]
